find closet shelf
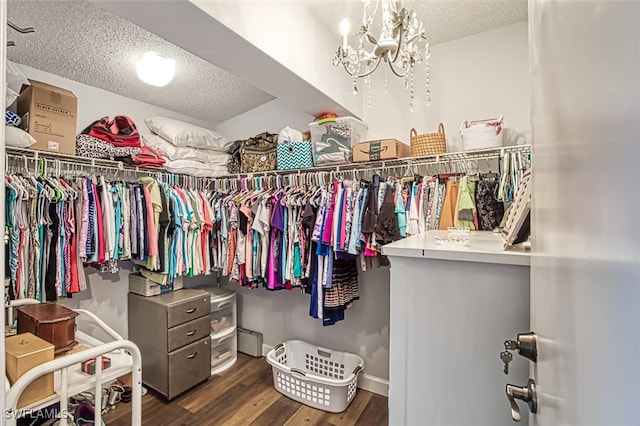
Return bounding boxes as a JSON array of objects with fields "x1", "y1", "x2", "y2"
[
  {"x1": 216, "y1": 144, "x2": 532, "y2": 179},
  {"x1": 5, "y1": 144, "x2": 531, "y2": 181}
]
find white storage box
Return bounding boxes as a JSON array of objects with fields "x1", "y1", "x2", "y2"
[
  {"x1": 310, "y1": 117, "x2": 368, "y2": 166},
  {"x1": 461, "y1": 115, "x2": 504, "y2": 151},
  {"x1": 266, "y1": 340, "x2": 364, "y2": 413},
  {"x1": 210, "y1": 333, "x2": 235, "y2": 369},
  {"x1": 128, "y1": 273, "x2": 161, "y2": 297}
]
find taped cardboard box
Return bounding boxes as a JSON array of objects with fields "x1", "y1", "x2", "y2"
[
  {"x1": 17, "y1": 80, "x2": 78, "y2": 154},
  {"x1": 352, "y1": 139, "x2": 410, "y2": 162}
]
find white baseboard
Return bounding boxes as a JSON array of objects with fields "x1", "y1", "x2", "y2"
[
  {"x1": 358, "y1": 374, "x2": 389, "y2": 397},
  {"x1": 262, "y1": 343, "x2": 389, "y2": 397}
]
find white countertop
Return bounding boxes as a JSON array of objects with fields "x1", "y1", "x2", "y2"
[{"x1": 382, "y1": 231, "x2": 531, "y2": 266}]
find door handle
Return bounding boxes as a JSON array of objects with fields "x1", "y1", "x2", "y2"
[
  {"x1": 187, "y1": 352, "x2": 198, "y2": 359},
  {"x1": 186, "y1": 308, "x2": 197, "y2": 314},
  {"x1": 186, "y1": 330, "x2": 196, "y2": 336},
  {"x1": 506, "y1": 379, "x2": 537, "y2": 422}
]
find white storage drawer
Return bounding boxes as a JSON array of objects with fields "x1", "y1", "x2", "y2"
[
  {"x1": 210, "y1": 308, "x2": 234, "y2": 335},
  {"x1": 209, "y1": 291, "x2": 236, "y2": 337},
  {"x1": 210, "y1": 334, "x2": 235, "y2": 369},
  {"x1": 192, "y1": 286, "x2": 238, "y2": 374},
  {"x1": 211, "y1": 293, "x2": 235, "y2": 312}
]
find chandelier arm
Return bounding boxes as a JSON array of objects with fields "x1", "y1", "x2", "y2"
[
  {"x1": 388, "y1": 27, "x2": 404, "y2": 64},
  {"x1": 342, "y1": 56, "x2": 382, "y2": 78},
  {"x1": 387, "y1": 60, "x2": 410, "y2": 78},
  {"x1": 405, "y1": 29, "x2": 425, "y2": 45}
]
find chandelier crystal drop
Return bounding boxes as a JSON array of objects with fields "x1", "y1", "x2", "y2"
[{"x1": 332, "y1": 0, "x2": 430, "y2": 108}]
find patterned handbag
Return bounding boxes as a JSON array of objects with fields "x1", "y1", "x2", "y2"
[
  {"x1": 227, "y1": 140, "x2": 242, "y2": 174},
  {"x1": 277, "y1": 142, "x2": 313, "y2": 170},
  {"x1": 240, "y1": 132, "x2": 277, "y2": 173}
]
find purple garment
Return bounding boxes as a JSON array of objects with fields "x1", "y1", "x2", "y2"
[
  {"x1": 334, "y1": 251, "x2": 358, "y2": 261},
  {"x1": 85, "y1": 180, "x2": 95, "y2": 258},
  {"x1": 271, "y1": 197, "x2": 285, "y2": 231}
]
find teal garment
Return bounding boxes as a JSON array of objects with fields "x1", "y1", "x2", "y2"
[
  {"x1": 6, "y1": 183, "x2": 19, "y2": 297},
  {"x1": 394, "y1": 184, "x2": 407, "y2": 238},
  {"x1": 293, "y1": 245, "x2": 302, "y2": 279}
]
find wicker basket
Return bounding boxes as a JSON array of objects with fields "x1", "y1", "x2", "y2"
[{"x1": 410, "y1": 123, "x2": 447, "y2": 156}]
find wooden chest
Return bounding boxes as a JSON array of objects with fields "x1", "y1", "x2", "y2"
[
  {"x1": 17, "y1": 303, "x2": 78, "y2": 354},
  {"x1": 6, "y1": 332, "x2": 55, "y2": 408}
]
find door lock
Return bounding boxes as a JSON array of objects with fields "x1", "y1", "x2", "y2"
[
  {"x1": 506, "y1": 379, "x2": 537, "y2": 422},
  {"x1": 500, "y1": 331, "x2": 537, "y2": 374}
]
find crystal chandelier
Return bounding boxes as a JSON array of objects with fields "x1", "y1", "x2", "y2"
[{"x1": 332, "y1": 0, "x2": 430, "y2": 111}]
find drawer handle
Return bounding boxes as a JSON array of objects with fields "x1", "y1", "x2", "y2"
[
  {"x1": 186, "y1": 330, "x2": 196, "y2": 336},
  {"x1": 187, "y1": 352, "x2": 198, "y2": 359},
  {"x1": 186, "y1": 308, "x2": 197, "y2": 314}
]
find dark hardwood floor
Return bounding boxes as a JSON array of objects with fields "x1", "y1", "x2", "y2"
[{"x1": 104, "y1": 353, "x2": 388, "y2": 426}]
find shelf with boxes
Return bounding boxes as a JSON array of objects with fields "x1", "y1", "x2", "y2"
[{"x1": 218, "y1": 144, "x2": 532, "y2": 181}]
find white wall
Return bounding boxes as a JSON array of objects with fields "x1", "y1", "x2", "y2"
[
  {"x1": 13, "y1": 63, "x2": 219, "y2": 135},
  {"x1": 189, "y1": 0, "x2": 362, "y2": 118},
  {"x1": 216, "y1": 98, "x2": 313, "y2": 140},
  {"x1": 363, "y1": 21, "x2": 530, "y2": 151}
]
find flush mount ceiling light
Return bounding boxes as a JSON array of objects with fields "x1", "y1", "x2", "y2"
[
  {"x1": 332, "y1": 0, "x2": 430, "y2": 110},
  {"x1": 136, "y1": 52, "x2": 176, "y2": 87}
]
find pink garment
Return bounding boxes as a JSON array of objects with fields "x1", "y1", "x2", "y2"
[
  {"x1": 339, "y1": 187, "x2": 348, "y2": 250},
  {"x1": 143, "y1": 186, "x2": 158, "y2": 256},
  {"x1": 266, "y1": 227, "x2": 280, "y2": 290},
  {"x1": 322, "y1": 182, "x2": 338, "y2": 245}
]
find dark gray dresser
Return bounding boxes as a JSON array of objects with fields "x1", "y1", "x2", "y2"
[{"x1": 128, "y1": 289, "x2": 211, "y2": 399}]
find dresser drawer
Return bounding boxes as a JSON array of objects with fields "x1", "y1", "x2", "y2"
[
  {"x1": 168, "y1": 337, "x2": 211, "y2": 398},
  {"x1": 167, "y1": 316, "x2": 211, "y2": 352},
  {"x1": 167, "y1": 294, "x2": 210, "y2": 328}
]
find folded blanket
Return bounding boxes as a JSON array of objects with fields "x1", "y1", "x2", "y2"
[
  {"x1": 163, "y1": 157, "x2": 228, "y2": 177},
  {"x1": 143, "y1": 134, "x2": 230, "y2": 165}
]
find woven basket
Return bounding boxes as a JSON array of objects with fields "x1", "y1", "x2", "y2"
[{"x1": 410, "y1": 123, "x2": 447, "y2": 156}]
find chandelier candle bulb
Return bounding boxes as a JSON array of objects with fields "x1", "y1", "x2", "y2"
[{"x1": 340, "y1": 18, "x2": 350, "y2": 49}]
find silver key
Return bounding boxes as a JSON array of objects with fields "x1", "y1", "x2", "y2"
[
  {"x1": 504, "y1": 340, "x2": 518, "y2": 351},
  {"x1": 500, "y1": 350, "x2": 513, "y2": 374}
]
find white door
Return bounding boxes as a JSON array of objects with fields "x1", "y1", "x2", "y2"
[{"x1": 529, "y1": 0, "x2": 640, "y2": 425}]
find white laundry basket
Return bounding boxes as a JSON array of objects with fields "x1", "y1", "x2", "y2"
[
  {"x1": 266, "y1": 340, "x2": 365, "y2": 413},
  {"x1": 461, "y1": 115, "x2": 504, "y2": 150}
]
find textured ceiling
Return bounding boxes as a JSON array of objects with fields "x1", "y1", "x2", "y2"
[
  {"x1": 7, "y1": 0, "x2": 274, "y2": 124},
  {"x1": 6, "y1": 0, "x2": 527, "y2": 126},
  {"x1": 310, "y1": 0, "x2": 528, "y2": 46}
]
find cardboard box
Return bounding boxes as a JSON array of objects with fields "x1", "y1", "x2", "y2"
[
  {"x1": 352, "y1": 139, "x2": 410, "y2": 162},
  {"x1": 6, "y1": 333, "x2": 55, "y2": 409},
  {"x1": 17, "y1": 80, "x2": 77, "y2": 154}
]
